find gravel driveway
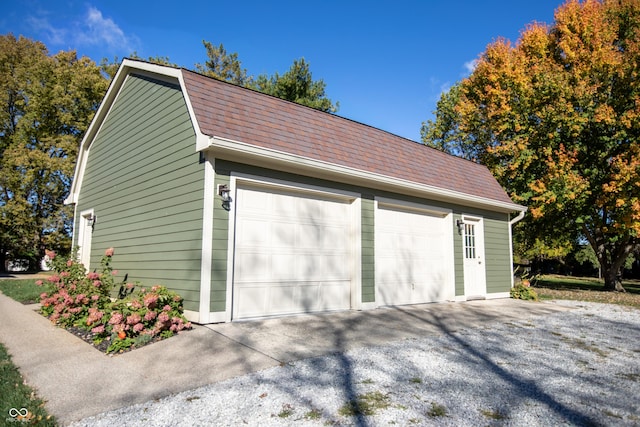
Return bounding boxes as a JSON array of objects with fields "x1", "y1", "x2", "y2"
[{"x1": 71, "y1": 301, "x2": 640, "y2": 426}]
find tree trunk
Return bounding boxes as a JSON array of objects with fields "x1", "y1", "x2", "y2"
[
  {"x1": 0, "y1": 248, "x2": 6, "y2": 273},
  {"x1": 582, "y1": 224, "x2": 633, "y2": 293},
  {"x1": 602, "y1": 268, "x2": 625, "y2": 291},
  {"x1": 602, "y1": 267, "x2": 626, "y2": 292}
]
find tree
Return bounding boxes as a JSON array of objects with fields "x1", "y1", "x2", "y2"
[
  {"x1": 421, "y1": 0, "x2": 640, "y2": 291},
  {"x1": 0, "y1": 34, "x2": 108, "y2": 271},
  {"x1": 195, "y1": 41, "x2": 250, "y2": 86},
  {"x1": 196, "y1": 41, "x2": 338, "y2": 113},
  {"x1": 252, "y1": 58, "x2": 338, "y2": 113}
]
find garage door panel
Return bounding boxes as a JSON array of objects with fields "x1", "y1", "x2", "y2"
[
  {"x1": 234, "y1": 251, "x2": 270, "y2": 281},
  {"x1": 237, "y1": 218, "x2": 270, "y2": 247},
  {"x1": 272, "y1": 221, "x2": 295, "y2": 247},
  {"x1": 233, "y1": 184, "x2": 353, "y2": 319},
  {"x1": 376, "y1": 203, "x2": 454, "y2": 306},
  {"x1": 235, "y1": 280, "x2": 351, "y2": 318}
]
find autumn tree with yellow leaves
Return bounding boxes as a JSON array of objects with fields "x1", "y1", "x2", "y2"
[{"x1": 422, "y1": 0, "x2": 640, "y2": 291}]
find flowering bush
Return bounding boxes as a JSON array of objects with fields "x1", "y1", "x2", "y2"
[{"x1": 38, "y1": 248, "x2": 192, "y2": 353}]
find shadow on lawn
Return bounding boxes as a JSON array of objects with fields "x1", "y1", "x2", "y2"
[{"x1": 534, "y1": 275, "x2": 640, "y2": 294}]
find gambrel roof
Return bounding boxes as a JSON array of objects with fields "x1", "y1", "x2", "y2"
[{"x1": 67, "y1": 59, "x2": 525, "y2": 214}]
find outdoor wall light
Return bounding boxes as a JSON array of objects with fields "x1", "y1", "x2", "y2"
[
  {"x1": 456, "y1": 219, "x2": 464, "y2": 235},
  {"x1": 218, "y1": 184, "x2": 231, "y2": 201},
  {"x1": 89, "y1": 214, "x2": 97, "y2": 227},
  {"x1": 218, "y1": 184, "x2": 232, "y2": 211}
]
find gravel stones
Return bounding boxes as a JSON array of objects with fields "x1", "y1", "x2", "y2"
[{"x1": 71, "y1": 301, "x2": 640, "y2": 426}]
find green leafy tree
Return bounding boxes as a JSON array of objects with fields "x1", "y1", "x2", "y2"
[
  {"x1": 421, "y1": 0, "x2": 640, "y2": 291},
  {"x1": 195, "y1": 40, "x2": 250, "y2": 86},
  {"x1": 252, "y1": 58, "x2": 338, "y2": 113},
  {"x1": 196, "y1": 41, "x2": 337, "y2": 112},
  {"x1": 0, "y1": 34, "x2": 108, "y2": 271}
]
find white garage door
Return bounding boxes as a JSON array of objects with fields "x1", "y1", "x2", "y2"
[
  {"x1": 233, "y1": 183, "x2": 353, "y2": 319},
  {"x1": 375, "y1": 202, "x2": 454, "y2": 306}
]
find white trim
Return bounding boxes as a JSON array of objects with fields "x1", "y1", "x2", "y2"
[
  {"x1": 508, "y1": 210, "x2": 526, "y2": 288},
  {"x1": 77, "y1": 209, "x2": 95, "y2": 269},
  {"x1": 231, "y1": 172, "x2": 360, "y2": 201},
  {"x1": 198, "y1": 153, "x2": 215, "y2": 324},
  {"x1": 207, "y1": 135, "x2": 526, "y2": 214},
  {"x1": 224, "y1": 175, "x2": 237, "y2": 322},
  {"x1": 351, "y1": 197, "x2": 362, "y2": 310},
  {"x1": 70, "y1": 203, "x2": 79, "y2": 248},
  {"x1": 486, "y1": 292, "x2": 510, "y2": 300},
  {"x1": 461, "y1": 214, "x2": 483, "y2": 222},
  {"x1": 225, "y1": 172, "x2": 362, "y2": 321},
  {"x1": 183, "y1": 310, "x2": 199, "y2": 323},
  {"x1": 509, "y1": 213, "x2": 515, "y2": 289},
  {"x1": 208, "y1": 311, "x2": 227, "y2": 323},
  {"x1": 376, "y1": 197, "x2": 452, "y2": 216},
  {"x1": 359, "y1": 302, "x2": 377, "y2": 311}
]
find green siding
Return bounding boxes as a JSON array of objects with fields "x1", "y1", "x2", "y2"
[
  {"x1": 361, "y1": 196, "x2": 375, "y2": 303},
  {"x1": 483, "y1": 215, "x2": 512, "y2": 293},
  {"x1": 75, "y1": 74, "x2": 203, "y2": 312},
  {"x1": 210, "y1": 168, "x2": 230, "y2": 313},
  {"x1": 453, "y1": 214, "x2": 465, "y2": 296}
]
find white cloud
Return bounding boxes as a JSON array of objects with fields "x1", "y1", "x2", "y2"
[
  {"x1": 78, "y1": 7, "x2": 134, "y2": 52},
  {"x1": 27, "y1": 15, "x2": 68, "y2": 46},
  {"x1": 463, "y1": 59, "x2": 478, "y2": 75},
  {"x1": 426, "y1": 77, "x2": 452, "y2": 105},
  {"x1": 26, "y1": 6, "x2": 137, "y2": 54}
]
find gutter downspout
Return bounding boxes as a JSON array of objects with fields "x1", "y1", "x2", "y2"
[
  {"x1": 508, "y1": 209, "x2": 527, "y2": 288},
  {"x1": 509, "y1": 210, "x2": 526, "y2": 226}
]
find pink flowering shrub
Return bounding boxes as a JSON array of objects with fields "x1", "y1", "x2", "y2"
[
  {"x1": 39, "y1": 248, "x2": 192, "y2": 353},
  {"x1": 39, "y1": 249, "x2": 113, "y2": 328}
]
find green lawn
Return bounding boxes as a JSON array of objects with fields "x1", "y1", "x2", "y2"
[
  {"x1": 533, "y1": 274, "x2": 640, "y2": 308},
  {"x1": 0, "y1": 342, "x2": 56, "y2": 425},
  {"x1": 535, "y1": 274, "x2": 640, "y2": 293},
  {"x1": 0, "y1": 279, "x2": 45, "y2": 304}
]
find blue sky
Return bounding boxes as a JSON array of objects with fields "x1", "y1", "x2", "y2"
[{"x1": 0, "y1": 0, "x2": 562, "y2": 142}]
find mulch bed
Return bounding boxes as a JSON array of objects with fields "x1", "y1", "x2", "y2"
[{"x1": 65, "y1": 325, "x2": 173, "y2": 355}]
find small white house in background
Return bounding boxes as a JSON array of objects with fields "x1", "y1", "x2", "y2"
[
  {"x1": 6, "y1": 259, "x2": 29, "y2": 272},
  {"x1": 65, "y1": 59, "x2": 526, "y2": 324},
  {"x1": 40, "y1": 255, "x2": 52, "y2": 271}
]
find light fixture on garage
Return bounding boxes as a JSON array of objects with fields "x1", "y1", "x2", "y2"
[
  {"x1": 89, "y1": 214, "x2": 97, "y2": 228},
  {"x1": 456, "y1": 219, "x2": 464, "y2": 235},
  {"x1": 218, "y1": 184, "x2": 232, "y2": 211}
]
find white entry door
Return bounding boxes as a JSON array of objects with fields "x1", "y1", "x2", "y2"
[
  {"x1": 462, "y1": 216, "x2": 486, "y2": 298},
  {"x1": 77, "y1": 210, "x2": 94, "y2": 269},
  {"x1": 232, "y1": 183, "x2": 354, "y2": 319},
  {"x1": 375, "y1": 201, "x2": 454, "y2": 306}
]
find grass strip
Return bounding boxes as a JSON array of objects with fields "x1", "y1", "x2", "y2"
[
  {"x1": 0, "y1": 279, "x2": 43, "y2": 304},
  {"x1": 0, "y1": 341, "x2": 56, "y2": 425}
]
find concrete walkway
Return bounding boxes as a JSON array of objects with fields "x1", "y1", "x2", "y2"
[{"x1": 0, "y1": 292, "x2": 572, "y2": 425}]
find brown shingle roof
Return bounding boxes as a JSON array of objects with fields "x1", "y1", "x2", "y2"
[{"x1": 181, "y1": 69, "x2": 516, "y2": 207}]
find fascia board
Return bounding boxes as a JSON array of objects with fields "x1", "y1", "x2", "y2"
[{"x1": 206, "y1": 135, "x2": 527, "y2": 214}]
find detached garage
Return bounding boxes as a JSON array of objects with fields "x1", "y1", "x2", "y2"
[{"x1": 65, "y1": 59, "x2": 526, "y2": 323}]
